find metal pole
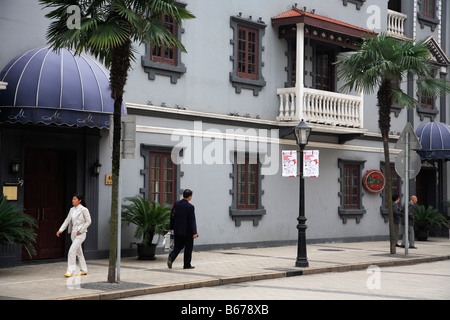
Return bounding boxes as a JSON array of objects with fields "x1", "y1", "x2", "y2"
[
  {"x1": 404, "y1": 131, "x2": 409, "y2": 256},
  {"x1": 117, "y1": 129, "x2": 123, "y2": 281},
  {"x1": 296, "y1": 144, "x2": 309, "y2": 267}
]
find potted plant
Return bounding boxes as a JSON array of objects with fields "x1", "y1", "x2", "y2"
[
  {"x1": 121, "y1": 195, "x2": 171, "y2": 260},
  {"x1": 413, "y1": 205, "x2": 448, "y2": 241},
  {"x1": 0, "y1": 195, "x2": 37, "y2": 257}
]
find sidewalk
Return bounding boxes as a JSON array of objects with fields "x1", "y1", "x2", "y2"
[{"x1": 0, "y1": 238, "x2": 449, "y2": 300}]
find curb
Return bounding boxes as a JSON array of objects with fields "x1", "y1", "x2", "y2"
[{"x1": 55, "y1": 254, "x2": 450, "y2": 300}]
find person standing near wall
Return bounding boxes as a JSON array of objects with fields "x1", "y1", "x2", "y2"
[
  {"x1": 392, "y1": 194, "x2": 402, "y2": 247},
  {"x1": 167, "y1": 189, "x2": 198, "y2": 269},
  {"x1": 402, "y1": 195, "x2": 418, "y2": 249},
  {"x1": 56, "y1": 194, "x2": 92, "y2": 277}
]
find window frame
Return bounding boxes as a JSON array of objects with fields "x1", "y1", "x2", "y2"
[
  {"x1": 140, "y1": 145, "x2": 181, "y2": 206},
  {"x1": 314, "y1": 45, "x2": 337, "y2": 92},
  {"x1": 148, "y1": 151, "x2": 176, "y2": 205},
  {"x1": 229, "y1": 153, "x2": 266, "y2": 226},
  {"x1": 380, "y1": 162, "x2": 403, "y2": 223},
  {"x1": 236, "y1": 25, "x2": 259, "y2": 80},
  {"x1": 421, "y1": 0, "x2": 436, "y2": 19},
  {"x1": 141, "y1": 2, "x2": 187, "y2": 84},
  {"x1": 236, "y1": 157, "x2": 259, "y2": 210},
  {"x1": 338, "y1": 159, "x2": 366, "y2": 224},
  {"x1": 417, "y1": 0, "x2": 439, "y2": 31},
  {"x1": 150, "y1": 14, "x2": 177, "y2": 66},
  {"x1": 417, "y1": 69, "x2": 439, "y2": 121},
  {"x1": 230, "y1": 15, "x2": 267, "y2": 96},
  {"x1": 343, "y1": 164, "x2": 361, "y2": 210}
]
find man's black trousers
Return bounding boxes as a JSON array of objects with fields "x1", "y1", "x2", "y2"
[{"x1": 169, "y1": 234, "x2": 194, "y2": 268}]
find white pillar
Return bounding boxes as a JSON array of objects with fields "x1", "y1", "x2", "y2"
[{"x1": 296, "y1": 23, "x2": 305, "y2": 121}]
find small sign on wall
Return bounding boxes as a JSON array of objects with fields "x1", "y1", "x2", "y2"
[
  {"x1": 362, "y1": 170, "x2": 386, "y2": 193},
  {"x1": 3, "y1": 186, "x2": 18, "y2": 200},
  {"x1": 105, "y1": 174, "x2": 113, "y2": 185}
]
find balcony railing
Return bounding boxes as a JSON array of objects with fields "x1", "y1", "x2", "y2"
[
  {"x1": 387, "y1": 9, "x2": 408, "y2": 38},
  {"x1": 276, "y1": 87, "x2": 364, "y2": 128}
]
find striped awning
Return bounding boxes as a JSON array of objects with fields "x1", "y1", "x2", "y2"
[
  {"x1": 0, "y1": 47, "x2": 126, "y2": 129},
  {"x1": 416, "y1": 122, "x2": 450, "y2": 160}
]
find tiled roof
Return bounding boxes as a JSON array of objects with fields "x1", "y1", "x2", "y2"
[{"x1": 272, "y1": 8, "x2": 375, "y2": 35}]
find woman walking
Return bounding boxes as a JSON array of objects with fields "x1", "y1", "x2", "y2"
[{"x1": 56, "y1": 194, "x2": 91, "y2": 277}]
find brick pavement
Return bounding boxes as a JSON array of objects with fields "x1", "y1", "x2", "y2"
[{"x1": 0, "y1": 238, "x2": 449, "y2": 300}]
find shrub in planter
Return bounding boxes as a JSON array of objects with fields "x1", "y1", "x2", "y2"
[
  {"x1": 121, "y1": 195, "x2": 171, "y2": 260},
  {"x1": 414, "y1": 205, "x2": 448, "y2": 241}
]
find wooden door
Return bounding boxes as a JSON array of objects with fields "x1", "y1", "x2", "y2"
[{"x1": 23, "y1": 150, "x2": 66, "y2": 260}]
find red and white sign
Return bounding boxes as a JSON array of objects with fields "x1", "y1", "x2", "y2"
[
  {"x1": 282, "y1": 150, "x2": 297, "y2": 177},
  {"x1": 303, "y1": 150, "x2": 319, "y2": 178}
]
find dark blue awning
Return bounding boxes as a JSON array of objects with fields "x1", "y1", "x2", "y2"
[
  {"x1": 416, "y1": 122, "x2": 450, "y2": 161},
  {"x1": 0, "y1": 47, "x2": 126, "y2": 129}
]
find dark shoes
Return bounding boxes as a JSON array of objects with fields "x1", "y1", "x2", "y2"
[{"x1": 167, "y1": 256, "x2": 195, "y2": 269}]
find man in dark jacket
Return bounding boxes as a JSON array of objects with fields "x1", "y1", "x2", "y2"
[
  {"x1": 167, "y1": 189, "x2": 198, "y2": 269},
  {"x1": 392, "y1": 194, "x2": 402, "y2": 247}
]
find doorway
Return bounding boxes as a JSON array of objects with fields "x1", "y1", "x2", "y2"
[
  {"x1": 22, "y1": 149, "x2": 67, "y2": 260},
  {"x1": 415, "y1": 163, "x2": 438, "y2": 209}
]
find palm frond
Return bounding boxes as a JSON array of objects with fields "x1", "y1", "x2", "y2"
[{"x1": 0, "y1": 196, "x2": 37, "y2": 257}]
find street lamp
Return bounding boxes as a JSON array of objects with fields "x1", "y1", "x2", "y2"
[{"x1": 293, "y1": 120, "x2": 311, "y2": 267}]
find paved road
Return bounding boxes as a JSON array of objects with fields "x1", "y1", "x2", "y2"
[{"x1": 122, "y1": 260, "x2": 450, "y2": 300}]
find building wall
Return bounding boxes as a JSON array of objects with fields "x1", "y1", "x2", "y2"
[{"x1": 0, "y1": 0, "x2": 448, "y2": 261}]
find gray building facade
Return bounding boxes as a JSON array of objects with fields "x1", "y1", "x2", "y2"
[{"x1": 0, "y1": 0, "x2": 449, "y2": 267}]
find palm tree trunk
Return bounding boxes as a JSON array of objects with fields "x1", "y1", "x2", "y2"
[
  {"x1": 378, "y1": 80, "x2": 396, "y2": 254},
  {"x1": 107, "y1": 37, "x2": 132, "y2": 283}
]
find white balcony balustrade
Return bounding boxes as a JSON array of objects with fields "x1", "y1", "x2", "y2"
[
  {"x1": 276, "y1": 87, "x2": 364, "y2": 128},
  {"x1": 387, "y1": 9, "x2": 408, "y2": 38}
]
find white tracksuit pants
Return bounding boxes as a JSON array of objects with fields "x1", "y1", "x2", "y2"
[{"x1": 67, "y1": 232, "x2": 88, "y2": 275}]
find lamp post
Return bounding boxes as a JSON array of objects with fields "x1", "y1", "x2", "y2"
[{"x1": 293, "y1": 120, "x2": 311, "y2": 267}]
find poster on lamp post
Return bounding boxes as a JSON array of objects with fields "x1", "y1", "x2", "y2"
[
  {"x1": 282, "y1": 150, "x2": 297, "y2": 177},
  {"x1": 303, "y1": 150, "x2": 319, "y2": 178}
]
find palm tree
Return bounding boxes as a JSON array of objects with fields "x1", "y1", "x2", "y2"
[
  {"x1": 39, "y1": 0, "x2": 194, "y2": 282},
  {"x1": 0, "y1": 196, "x2": 37, "y2": 258},
  {"x1": 336, "y1": 33, "x2": 450, "y2": 254}
]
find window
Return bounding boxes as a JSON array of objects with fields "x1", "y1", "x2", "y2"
[
  {"x1": 420, "y1": 93, "x2": 434, "y2": 110},
  {"x1": 230, "y1": 15, "x2": 267, "y2": 96},
  {"x1": 150, "y1": 15, "x2": 177, "y2": 66},
  {"x1": 140, "y1": 145, "x2": 180, "y2": 206},
  {"x1": 338, "y1": 159, "x2": 366, "y2": 223},
  {"x1": 417, "y1": 71, "x2": 439, "y2": 121},
  {"x1": 380, "y1": 163, "x2": 402, "y2": 222},
  {"x1": 343, "y1": 164, "x2": 360, "y2": 210},
  {"x1": 418, "y1": 0, "x2": 439, "y2": 31},
  {"x1": 237, "y1": 25, "x2": 258, "y2": 80},
  {"x1": 141, "y1": 3, "x2": 188, "y2": 83},
  {"x1": 421, "y1": 0, "x2": 435, "y2": 18},
  {"x1": 229, "y1": 153, "x2": 266, "y2": 226},
  {"x1": 315, "y1": 46, "x2": 336, "y2": 92},
  {"x1": 149, "y1": 152, "x2": 176, "y2": 205},
  {"x1": 236, "y1": 158, "x2": 258, "y2": 209}
]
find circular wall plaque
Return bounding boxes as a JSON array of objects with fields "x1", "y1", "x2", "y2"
[{"x1": 362, "y1": 170, "x2": 386, "y2": 194}]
